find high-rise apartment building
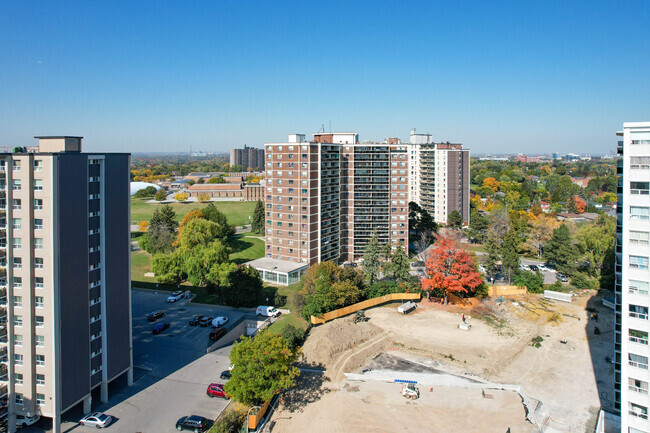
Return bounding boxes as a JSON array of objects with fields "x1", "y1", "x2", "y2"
[
  {"x1": 408, "y1": 129, "x2": 470, "y2": 225},
  {"x1": 0, "y1": 137, "x2": 132, "y2": 433},
  {"x1": 263, "y1": 132, "x2": 408, "y2": 265},
  {"x1": 230, "y1": 145, "x2": 264, "y2": 170},
  {"x1": 615, "y1": 122, "x2": 650, "y2": 433}
]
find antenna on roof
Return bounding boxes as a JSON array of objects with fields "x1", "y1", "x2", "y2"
[{"x1": 320, "y1": 124, "x2": 325, "y2": 133}]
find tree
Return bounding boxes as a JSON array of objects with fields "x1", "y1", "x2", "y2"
[
  {"x1": 176, "y1": 209, "x2": 206, "y2": 238},
  {"x1": 574, "y1": 214, "x2": 615, "y2": 277},
  {"x1": 483, "y1": 232, "x2": 501, "y2": 282},
  {"x1": 207, "y1": 176, "x2": 226, "y2": 184},
  {"x1": 300, "y1": 262, "x2": 364, "y2": 319},
  {"x1": 203, "y1": 203, "x2": 236, "y2": 237},
  {"x1": 224, "y1": 331, "x2": 301, "y2": 406},
  {"x1": 501, "y1": 229, "x2": 520, "y2": 284},
  {"x1": 214, "y1": 265, "x2": 263, "y2": 307},
  {"x1": 174, "y1": 192, "x2": 188, "y2": 202},
  {"x1": 186, "y1": 179, "x2": 196, "y2": 186},
  {"x1": 543, "y1": 224, "x2": 579, "y2": 275},
  {"x1": 183, "y1": 241, "x2": 230, "y2": 286},
  {"x1": 154, "y1": 188, "x2": 167, "y2": 201},
  {"x1": 447, "y1": 210, "x2": 463, "y2": 228},
  {"x1": 176, "y1": 218, "x2": 227, "y2": 249},
  {"x1": 422, "y1": 233, "x2": 483, "y2": 304},
  {"x1": 146, "y1": 205, "x2": 177, "y2": 254},
  {"x1": 138, "y1": 221, "x2": 149, "y2": 232},
  {"x1": 567, "y1": 195, "x2": 586, "y2": 214},
  {"x1": 385, "y1": 242, "x2": 410, "y2": 282},
  {"x1": 521, "y1": 215, "x2": 559, "y2": 258},
  {"x1": 362, "y1": 234, "x2": 381, "y2": 284},
  {"x1": 251, "y1": 200, "x2": 265, "y2": 233},
  {"x1": 197, "y1": 192, "x2": 210, "y2": 202},
  {"x1": 483, "y1": 177, "x2": 500, "y2": 192},
  {"x1": 152, "y1": 249, "x2": 185, "y2": 283},
  {"x1": 466, "y1": 210, "x2": 489, "y2": 243},
  {"x1": 513, "y1": 270, "x2": 545, "y2": 293},
  {"x1": 134, "y1": 185, "x2": 157, "y2": 198}
]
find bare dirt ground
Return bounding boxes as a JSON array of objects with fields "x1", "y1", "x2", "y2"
[{"x1": 269, "y1": 290, "x2": 613, "y2": 433}]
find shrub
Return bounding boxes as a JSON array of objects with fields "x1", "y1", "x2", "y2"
[
  {"x1": 531, "y1": 335, "x2": 544, "y2": 348},
  {"x1": 174, "y1": 192, "x2": 188, "y2": 202},
  {"x1": 570, "y1": 273, "x2": 598, "y2": 290},
  {"x1": 273, "y1": 294, "x2": 287, "y2": 307},
  {"x1": 154, "y1": 189, "x2": 167, "y2": 201},
  {"x1": 280, "y1": 324, "x2": 307, "y2": 348},
  {"x1": 513, "y1": 270, "x2": 544, "y2": 293},
  {"x1": 213, "y1": 409, "x2": 246, "y2": 433},
  {"x1": 134, "y1": 185, "x2": 157, "y2": 198},
  {"x1": 197, "y1": 192, "x2": 211, "y2": 202}
]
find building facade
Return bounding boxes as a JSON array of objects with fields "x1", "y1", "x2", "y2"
[
  {"x1": 230, "y1": 146, "x2": 264, "y2": 171},
  {"x1": 263, "y1": 132, "x2": 408, "y2": 265},
  {"x1": 408, "y1": 129, "x2": 470, "y2": 225},
  {"x1": 616, "y1": 121, "x2": 650, "y2": 433},
  {"x1": 188, "y1": 183, "x2": 263, "y2": 200},
  {"x1": 0, "y1": 137, "x2": 132, "y2": 433}
]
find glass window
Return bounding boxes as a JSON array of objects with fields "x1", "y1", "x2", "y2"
[
  {"x1": 34, "y1": 199, "x2": 43, "y2": 210},
  {"x1": 33, "y1": 160, "x2": 42, "y2": 171},
  {"x1": 35, "y1": 335, "x2": 44, "y2": 347},
  {"x1": 35, "y1": 296, "x2": 43, "y2": 308},
  {"x1": 34, "y1": 238, "x2": 43, "y2": 249},
  {"x1": 12, "y1": 257, "x2": 21, "y2": 269},
  {"x1": 629, "y1": 402, "x2": 649, "y2": 419},
  {"x1": 12, "y1": 160, "x2": 20, "y2": 171},
  {"x1": 12, "y1": 238, "x2": 21, "y2": 249},
  {"x1": 15, "y1": 393, "x2": 23, "y2": 405},
  {"x1": 12, "y1": 199, "x2": 21, "y2": 210},
  {"x1": 629, "y1": 377, "x2": 649, "y2": 394},
  {"x1": 12, "y1": 179, "x2": 21, "y2": 191},
  {"x1": 36, "y1": 354, "x2": 45, "y2": 366},
  {"x1": 36, "y1": 393, "x2": 45, "y2": 406},
  {"x1": 630, "y1": 329, "x2": 649, "y2": 345},
  {"x1": 631, "y1": 206, "x2": 650, "y2": 220},
  {"x1": 12, "y1": 218, "x2": 21, "y2": 230},
  {"x1": 36, "y1": 374, "x2": 45, "y2": 385},
  {"x1": 34, "y1": 218, "x2": 43, "y2": 229},
  {"x1": 14, "y1": 315, "x2": 22, "y2": 326},
  {"x1": 13, "y1": 335, "x2": 22, "y2": 347},
  {"x1": 630, "y1": 256, "x2": 649, "y2": 270},
  {"x1": 33, "y1": 179, "x2": 43, "y2": 191},
  {"x1": 631, "y1": 231, "x2": 650, "y2": 245},
  {"x1": 35, "y1": 277, "x2": 43, "y2": 288},
  {"x1": 35, "y1": 316, "x2": 44, "y2": 327},
  {"x1": 13, "y1": 296, "x2": 21, "y2": 307},
  {"x1": 14, "y1": 354, "x2": 23, "y2": 366},
  {"x1": 34, "y1": 258, "x2": 43, "y2": 269},
  {"x1": 631, "y1": 182, "x2": 650, "y2": 195},
  {"x1": 13, "y1": 277, "x2": 21, "y2": 288},
  {"x1": 630, "y1": 353, "x2": 649, "y2": 370},
  {"x1": 14, "y1": 373, "x2": 23, "y2": 385}
]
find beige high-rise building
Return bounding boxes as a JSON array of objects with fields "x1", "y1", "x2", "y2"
[
  {"x1": 263, "y1": 132, "x2": 408, "y2": 265},
  {"x1": 0, "y1": 137, "x2": 132, "y2": 433}
]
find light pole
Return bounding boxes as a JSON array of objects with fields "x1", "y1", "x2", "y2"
[{"x1": 247, "y1": 405, "x2": 262, "y2": 433}]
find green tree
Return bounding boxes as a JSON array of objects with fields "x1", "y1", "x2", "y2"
[
  {"x1": 214, "y1": 265, "x2": 263, "y2": 307},
  {"x1": 134, "y1": 185, "x2": 158, "y2": 198},
  {"x1": 483, "y1": 232, "x2": 501, "y2": 282},
  {"x1": 202, "y1": 203, "x2": 235, "y2": 237},
  {"x1": 252, "y1": 200, "x2": 265, "y2": 233},
  {"x1": 467, "y1": 210, "x2": 489, "y2": 243},
  {"x1": 225, "y1": 331, "x2": 301, "y2": 406},
  {"x1": 447, "y1": 210, "x2": 463, "y2": 228},
  {"x1": 362, "y1": 234, "x2": 381, "y2": 284},
  {"x1": 543, "y1": 224, "x2": 579, "y2": 275},
  {"x1": 574, "y1": 215, "x2": 615, "y2": 277},
  {"x1": 182, "y1": 240, "x2": 230, "y2": 286},
  {"x1": 150, "y1": 205, "x2": 178, "y2": 233},
  {"x1": 154, "y1": 188, "x2": 167, "y2": 201},
  {"x1": 501, "y1": 229, "x2": 520, "y2": 284},
  {"x1": 513, "y1": 270, "x2": 544, "y2": 293},
  {"x1": 152, "y1": 249, "x2": 185, "y2": 284},
  {"x1": 176, "y1": 218, "x2": 226, "y2": 249},
  {"x1": 207, "y1": 176, "x2": 226, "y2": 184},
  {"x1": 300, "y1": 262, "x2": 364, "y2": 319},
  {"x1": 386, "y1": 242, "x2": 410, "y2": 281}
]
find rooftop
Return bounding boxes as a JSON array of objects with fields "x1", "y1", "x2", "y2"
[{"x1": 247, "y1": 257, "x2": 309, "y2": 274}]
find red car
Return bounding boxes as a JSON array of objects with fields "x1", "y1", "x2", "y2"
[{"x1": 206, "y1": 383, "x2": 229, "y2": 399}]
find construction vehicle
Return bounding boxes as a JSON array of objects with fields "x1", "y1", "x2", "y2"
[
  {"x1": 353, "y1": 310, "x2": 369, "y2": 324},
  {"x1": 401, "y1": 383, "x2": 420, "y2": 400}
]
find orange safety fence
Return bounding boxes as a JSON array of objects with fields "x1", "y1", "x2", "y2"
[
  {"x1": 489, "y1": 285, "x2": 528, "y2": 297},
  {"x1": 248, "y1": 399, "x2": 271, "y2": 430},
  {"x1": 310, "y1": 292, "x2": 421, "y2": 325}
]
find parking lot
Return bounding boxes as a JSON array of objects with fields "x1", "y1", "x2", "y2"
[{"x1": 23, "y1": 289, "x2": 248, "y2": 433}]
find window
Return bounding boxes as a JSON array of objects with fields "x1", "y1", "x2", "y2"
[
  {"x1": 36, "y1": 354, "x2": 45, "y2": 366},
  {"x1": 630, "y1": 353, "x2": 649, "y2": 370},
  {"x1": 36, "y1": 393, "x2": 45, "y2": 406},
  {"x1": 12, "y1": 199, "x2": 21, "y2": 210},
  {"x1": 14, "y1": 373, "x2": 23, "y2": 385},
  {"x1": 14, "y1": 354, "x2": 23, "y2": 366},
  {"x1": 630, "y1": 231, "x2": 650, "y2": 245},
  {"x1": 630, "y1": 255, "x2": 649, "y2": 270},
  {"x1": 12, "y1": 238, "x2": 21, "y2": 249},
  {"x1": 35, "y1": 296, "x2": 43, "y2": 308},
  {"x1": 15, "y1": 393, "x2": 23, "y2": 405},
  {"x1": 35, "y1": 277, "x2": 43, "y2": 289},
  {"x1": 35, "y1": 335, "x2": 44, "y2": 347},
  {"x1": 630, "y1": 280, "x2": 649, "y2": 295},
  {"x1": 12, "y1": 257, "x2": 21, "y2": 269},
  {"x1": 629, "y1": 402, "x2": 648, "y2": 420},
  {"x1": 34, "y1": 199, "x2": 43, "y2": 210},
  {"x1": 35, "y1": 316, "x2": 44, "y2": 327},
  {"x1": 14, "y1": 315, "x2": 22, "y2": 326},
  {"x1": 34, "y1": 160, "x2": 42, "y2": 171},
  {"x1": 631, "y1": 182, "x2": 650, "y2": 195},
  {"x1": 34, "y1": 238, "x2": 43, "y2": 249},
  {"x1": 36, "y1": 374, "x2": 45, "y2": 385},
  {"x1": 631, "y1": 156, "x2": 650, "y2": 169},
  {"x1": 14, "y1": 335, "x2": 22, "y2": 347},
  {"x1": 13, "y1": 277, "x2": 21, "y2": 288},
  {"x1": 34, "y1": 258, "x2": 43, "y2": 269},
  {"x1": 13, "y1": 296, "x2": 21, "y2": 307},
  {"x1": 12, "y1": 218, "x2": 21, "y2": 230},
  {"x1": 12, "y1": 179, "x2": 21, "y2": 191},
  {"x1": 34, "y1": 218, "x2": 43, "y2": 230},
  {"x1": 12, "y1": 160, "x2": 20, "y2": 171},
  {"x1": 630, "y1": 329, "x2": 648, "y2": 345},
  {"x1": 629, "y1": 378, "x2": 649, "y2": 394},
  {"x1": 33, "y1": 179, "x2": 43, "y2": 191},
  {"x1": 91, "y1": 366, "x2": 102, "y2": 375},
  {"x1": 631, "y1": 206, "x2": 650, "y2": 220}
]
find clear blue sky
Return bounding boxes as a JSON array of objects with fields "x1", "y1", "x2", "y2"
[{"x1": 1, "y1": 1, "x2": 648, "y2": 154}]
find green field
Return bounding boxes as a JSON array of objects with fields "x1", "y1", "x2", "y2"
[
  {"x1": 131, "y1": 250, "x2": 157, "y2": 284},
  {"x1": 131, "y1": 199, "x2": 258, "y2": 227},
  {"x1": 229, "y1": 235, "x2": 265, "y2": 264}
]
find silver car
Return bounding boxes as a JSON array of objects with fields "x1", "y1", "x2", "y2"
[{"x1": 80, "y1": 412, "x2": 113, "y2": 429}]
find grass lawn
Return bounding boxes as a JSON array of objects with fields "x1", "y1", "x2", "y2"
[
  {"x1": 266, "y1": 281, "x2": 309, "y2": 334},
  {"x1": 131, "y1": 250, "x2": 157, "y2": 284},
  {"x1": 462, "y1": 242, "x2": 486, "y2": 253},
  {"x1": 131, "y1": 199, "x2": 257, "y2": 227},
  {"x1": 228, "y1": 235, "x2": 265, "y2": 264}
]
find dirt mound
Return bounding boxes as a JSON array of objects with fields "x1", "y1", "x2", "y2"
[{"x1": 302, "y1": 318, "x2": 383, "y2": 368}]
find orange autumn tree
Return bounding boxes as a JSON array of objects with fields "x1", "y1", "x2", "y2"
[{"x1": 422, "y1": 232, "x2": 483, "y2": 304}]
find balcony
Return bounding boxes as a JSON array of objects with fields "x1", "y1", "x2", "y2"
[{"x1": 0, "y1": 364, "x2": 6, "y2": 382}]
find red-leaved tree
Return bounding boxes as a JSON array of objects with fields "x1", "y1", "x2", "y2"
[{"x1": 422, "y1": 232, "x2": 483, "y2": 304}]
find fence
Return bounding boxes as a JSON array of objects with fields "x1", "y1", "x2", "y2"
[
  {"x1": 543, "y1": 290, "x2": 572, "y2": 303},
  {"x1": 489, "y1": 286, "x2": 528, "y2": 297},
  {"x1": 310, "y1": 292, "x2": 421, "y2": 325}
]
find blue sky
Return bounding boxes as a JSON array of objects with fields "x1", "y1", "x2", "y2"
[{"x1": 0, "y1": 1, "x2": 648, "y2": 154}]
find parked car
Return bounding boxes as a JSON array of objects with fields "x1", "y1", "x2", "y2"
[
  {"x1": 206, "y1": 383, "x2": 229, "y2": 399},
  {"x1": 189, "y1": 316, "x2": 205, "y2": 326},
  {"x1": 529, "y1": 265, "x2": 539, "y2": 272},
  {"x1": 79, "y1": 412, "x2": 112, "y2": 428},
  {"x1": 167, "y1": 290, "x2": 184, "y2": 303},
  {"x1": 175, "y1": 415, "x2": 210, "y2": 432},
  {"x1": 536, "y1": 264, "x2": 549, "y2": 272},
  {"x1": 519, "y1": 264, "x2": 530, "y2": 271},
  {"x1": 152, "y1": 323, "x2": 171, "y2": 334},
  {"x1": 147, "y1": 311, "x2": 164, "y2": 322},
  {"x1": 220, "y1": 370, "x2": 232, "y2": 380},
  {"x1": 256, "y1": 306, "x2": 280, "y2": 318},
  {"x1": 199, "y1": 316, "x2": 214, "y2": 327},
  {"x1": 209, "y1": 327, "x2": 227, "y2": 342},
  {"x1": 557, "y1": 273, "x2": 569, "y2": 282},
  {"x1": 212, "y1": 317, "x2": 229, "y2": 327},
  {"x1": 16, "y1": 414, "x2": 40, "y2": 427},
  {"x1": 478, "y1": 264, "x2": 486, "y2": 273}
]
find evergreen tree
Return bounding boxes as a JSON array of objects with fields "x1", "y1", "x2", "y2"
[
  {"x1": 483, "y1": 233, "x2": 501, "y2": 283},
  {"x1": 388, "y1": 242, "x2": 410, "y2": 282},
  {"x1": 362, "y1": 233, "x2": 381, "y2": 284},
  {"x1": 543, "y1": 224, "x2": 579, "y2": 275},
  {"x1": 467, "y1": 210, "x2": 489, "y2": 243},
  {"x1": 150, "y1": 205, "x2": 178, "y2": 232},
  {"x1": 251, "y1": 200, "x2": 265, "y2": 233},
  {"x1": 501, "y1": 229, "x2": 520, "y2": 284},
  {"x1": 447, "y1": 210, "x2": 463, "y2": 228}
]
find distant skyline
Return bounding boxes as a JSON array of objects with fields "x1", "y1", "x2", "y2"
[{"x1": 1, "y1": 1, "x2": 648, "y2": 154}]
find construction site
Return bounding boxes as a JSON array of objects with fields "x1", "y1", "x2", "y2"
[{"x1": 268, "y1": 289, "x2": 614, "y2": 433}]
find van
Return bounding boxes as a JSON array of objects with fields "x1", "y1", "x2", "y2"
[{"x1": 256, "y1": 306, "x2": 280, "y2": 317}]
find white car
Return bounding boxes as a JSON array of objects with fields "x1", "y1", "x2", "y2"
[
  {"x1": 80, "y1": 412, "x2": 113, "y2": 428},
  {"x1": 519, "y1": 264, "x2": 530, "y2": 271},
  {"x1": 167, "y1": 290, "x2": 184, "y2": 303},
  {"x1": 536, "y1": 264, "x2": 548, "y2": 272},
  {"x1": 478, "y1": 264, "x2": 486, "y2": 273},
  {"x1": 16, "y1": 414, "x2": 40, "y2": 427},
  {"x1": 212, "y1": 316, "x2": 229, "y2": 327}
]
